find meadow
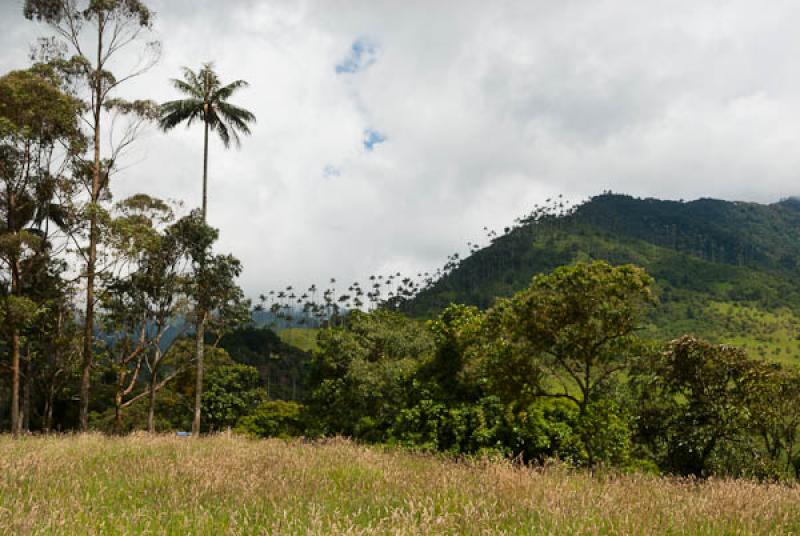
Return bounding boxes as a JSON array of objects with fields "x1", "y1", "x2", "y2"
[{"x1": 2, "y1": 434, "x2": 800, "y2": 535}]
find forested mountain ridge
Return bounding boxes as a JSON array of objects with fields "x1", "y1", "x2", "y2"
[{"x1": 406, "y1": 193, "x2": 800, "y2": 362}]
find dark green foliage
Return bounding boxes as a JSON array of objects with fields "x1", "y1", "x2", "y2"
[
  {"x1": 632, "y1": 336, "x2": 773, "y2": 477},
  {"x1": 418, "y1": 304, "x2": 485, "y2": 403},
  {"x1": 391, "y1": 396, "x2": 509, "y2": 455},
  {"x1": 235, "y1": 400, "x2": 305, "y2": 438},
  {"x1": 217, "y1": 326, "x2": 310, "y2": 401},
  {"x1": 201, "y1": 363, "x2": 264, "y2": 432},
  {"x1": 750, "y1": 368, "x2": 800, "y2": 478},
  {"x1": 301, "y1": 260, "x2": 800, "y2": 478},
  {"x1": 305, "y1": 262, "x2": 650, "y2": 468},
  {"x1": 307, "y1": 310, "x2": 434, "y2": 440}
]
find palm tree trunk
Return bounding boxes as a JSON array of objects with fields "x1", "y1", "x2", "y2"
[
  {"x1": 190, "y1": 111, "x2": 211, "y2": 438},
  {"x1": 192, "y1": 312, "x2": 206, "y2": 436},
  {"x1": 202, "y1": 112, "x2": 209, "y2": 220}
]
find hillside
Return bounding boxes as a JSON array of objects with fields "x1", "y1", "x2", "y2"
[{"x1": 406, "y1": 194, "x2": 800, "y2": 359}]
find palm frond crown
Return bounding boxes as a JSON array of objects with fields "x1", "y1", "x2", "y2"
[{"x1": 158, "y1": 62, "x2": 255, "y2": 146}]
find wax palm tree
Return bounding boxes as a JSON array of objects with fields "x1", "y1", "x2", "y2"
[
  {"x1": 159, "y1": 63, "x2": 254, "y2": 436},
  {"x1": 159, "y1": 63, "x2": 256, "y2": 220}
]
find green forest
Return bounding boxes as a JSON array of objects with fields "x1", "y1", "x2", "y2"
[{"x1": 5, "y1": 0, "x2": 800, "y2": 493}]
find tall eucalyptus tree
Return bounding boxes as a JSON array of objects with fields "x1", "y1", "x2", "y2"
[{"x1": 24, "y1": 0, "x2": 160, "y2": 431}]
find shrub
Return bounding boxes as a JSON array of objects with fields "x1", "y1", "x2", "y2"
[{"x1": 235, "y1": 400, "x2": 305, "y2": 438}]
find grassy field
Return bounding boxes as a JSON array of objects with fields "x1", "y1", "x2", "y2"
[
  {"x1": 1, "y1": 435, "x2": 800, "y2": 534},
  {"x1": 706, "y1": 302, "x2": 800, "y2": 366},
  {"x1": 278, "y1": 327, "x2": 319, "y2": 353}
]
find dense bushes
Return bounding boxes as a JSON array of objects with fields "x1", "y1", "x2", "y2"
[
  {"x1": 298, "y1": 261, "x2": 800, "y2": 479},
  {"x1": 235, "y1": 400, "x2": 304, "y2": 438}
]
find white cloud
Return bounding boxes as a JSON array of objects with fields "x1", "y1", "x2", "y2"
[{"x1": 3, "y1": 0, "x2": 800, "y2": 295}]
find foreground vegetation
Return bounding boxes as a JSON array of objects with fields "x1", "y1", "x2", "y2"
[{"x1": 2, "y1": 434, "x2": 800, "y2": 535}]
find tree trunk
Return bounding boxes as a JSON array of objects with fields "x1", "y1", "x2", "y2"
[
  {"x1": 114, "y1": 367, "x2": 124, "y2": 435},
  {"x1": 80, "y1": 16, "x2": 104, "y2": 433},
  {"x1": 44, "y1": 384, "x2": 55, "y2": 433},
  {"x1": 9, "y1": 256, "x2": 20, "y2": 436},
  {"x1": 190, "y1": 103, "x2": 211, "y2": 437},
  {"x1": 8, "y1": 183, "x2": 20, "y2": 436},
  {"x1": 80, "y1": 229, "x2": 96, "y2": 432},
  {"x1": 114, "y1": 402, "x2": 122, "y2": 435},
  {"x1": 202, "y1": 109, "x2": 209, "y2": 220},
  {"x1": 147, "y1": 370, "x2": 157, "y2": 433},
  {"x1": 22, "y1": 351, "x2": 30, "y2": 432},
  {"x1": 10, "y1": 331, "x2": 20, "y2": 436},
  {"x1": 192, "y1": 312, "x2": 206, "y2": 436},
  {"x1": 44, "y1": 311, "x2": 63, "y2": 434},
  {"x1": 147, "y1": 346, "x2": 159, "y2": 433}
]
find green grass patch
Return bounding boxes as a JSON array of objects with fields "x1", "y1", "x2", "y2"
[
  {"x1": 278, "y1": 327, "x2": 319, "y2": 352},
  {"x1": 1, "y1": 434, "x2": 800, "y2": 534}
]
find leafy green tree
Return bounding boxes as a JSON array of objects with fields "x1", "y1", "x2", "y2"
[
  {"x1": 28, "y1": 280, "x2": 81, "y2": 432},
  {"x1": 0, "y1": 68, "x2": 82, "y2": 434},
  {"x1": 633, "y1": 336, "x2": 771, "y2": 477},
  {"x1": 171, "y1": 210, "x2": 245, "y2": 434},
  {"x1": 420, "y1": 304, "x2": 485, "y2": 403},
  {"x1": 101, "y1": 195, "x2": 178, "y2": 433},
  {"x1": 308, "y1": 310, "x2": 434, "y2": 440},
  {"x1": 750, "y1": 367, "x2": 800, "y2": 478},
  {"x1": 25, "y1": 0, "x2": 160, "y2": 431},
  {"x1": 487, "y1": 261, "x2": 655, "y2": 466},
  {"x1": 202, "y1": 363, "x2": 263, "y2": 432}
]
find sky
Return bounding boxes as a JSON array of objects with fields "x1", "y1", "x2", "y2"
[{"x1": 3, "y1": 0, "x2": 800, "y2": 296}]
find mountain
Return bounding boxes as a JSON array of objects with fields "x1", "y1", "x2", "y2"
[{"x1": 405, "y1": 193, "x2": 800, "y2": 364}]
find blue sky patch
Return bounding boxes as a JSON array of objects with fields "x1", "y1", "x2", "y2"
[
  {"x1": 323, "y1": 164, "x2": 342, "y2": 178},
  {"x1": 363, "y1": 129, "x2": 386, "y2": 151},
  {"x1": 335, "y1": 38, "x2": 378, "y2": 74}
]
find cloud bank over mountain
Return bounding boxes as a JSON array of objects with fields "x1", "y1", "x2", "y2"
[{"x1": 3, "y1": 0, "x2": 800, "y2": 294}]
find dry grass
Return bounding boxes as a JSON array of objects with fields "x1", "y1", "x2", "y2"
[{"x1": 0, "y1": 434, "x2": 799, "y2": 534}]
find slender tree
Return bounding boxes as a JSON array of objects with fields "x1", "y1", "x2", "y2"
[
  {"x1": 159, "y1": 63, "x2": 254, "y2": 435},
  {"x1": 25, "y1": 0, "x2": 159, "y2": 431}
]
